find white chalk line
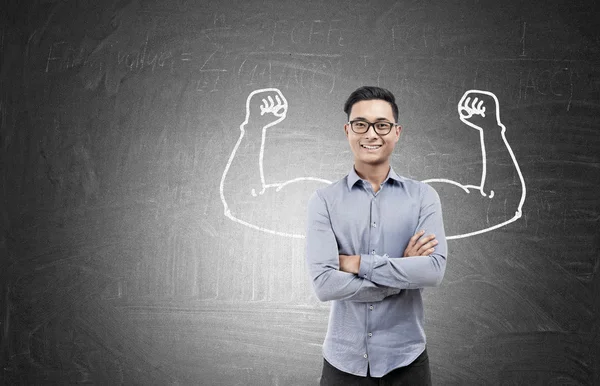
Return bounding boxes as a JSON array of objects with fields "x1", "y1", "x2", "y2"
[
  {"x1": 423, "y1": 89, "x2": 527, "y2": 239},
  {"x1": 220, "y1": 88, "x2": 526, "y2": 240},
  {"x1": 219, "y1": 88, "x2": 331, "y2": 239}
]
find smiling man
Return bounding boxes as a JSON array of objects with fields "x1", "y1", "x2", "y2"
[{"x1": 305, "y1": 86, "x2": 447, "y2": 385}]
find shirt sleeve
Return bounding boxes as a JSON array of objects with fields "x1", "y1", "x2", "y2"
[
  {"x1": 305, "y1": 190, "x2": 401, "y2": 302},
  {"x1": 358, "y1": 183, "x2": 448, "y2": 289}
]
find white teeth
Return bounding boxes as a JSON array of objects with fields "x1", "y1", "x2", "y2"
[{"x1": 362, "y1": 145, "x2": 381, "y2": 149}]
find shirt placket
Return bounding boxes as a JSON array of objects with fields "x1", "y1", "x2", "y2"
[{"x1": 365, "y1": 183, "x2": 382, "y2": 365}]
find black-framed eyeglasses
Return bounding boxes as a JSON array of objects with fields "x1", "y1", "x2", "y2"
[{"x1": 348, "y1": 120, "x2": 396, "y2": 135}]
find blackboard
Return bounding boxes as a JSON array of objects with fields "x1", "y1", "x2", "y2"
[{"x1": 1, "y1": 0, "x2": 599, "y2": 384}]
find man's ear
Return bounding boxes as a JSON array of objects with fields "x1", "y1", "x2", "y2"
[
  {"x1": 395, "y1": 125, "x2": 402, "y2": 142},
  {"x1": 344, "y1": 123, "x2": 349, "y2": 137}
]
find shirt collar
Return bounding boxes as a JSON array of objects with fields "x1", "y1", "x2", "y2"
[{"x1": 347, "y1": 165, "x2": 404, "y2": 190}]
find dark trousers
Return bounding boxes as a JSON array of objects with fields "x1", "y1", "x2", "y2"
[{"x1": 320, "y1": 348, "x2": 432, "y2": 386}]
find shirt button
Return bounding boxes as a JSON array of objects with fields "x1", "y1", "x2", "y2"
[
  {"x1": 371, "y1": 222, "x2": 377, "y2": 227},
  {"x1": 371, "y1": 250, "x2": 376, "y2": 255},
  {"x1": 368, "y1": 332, "x2": 373, "y2": 337},
  {"x1": 363, "y1": 354, "x2": 368, "y2": 359},
  {"x1": 369, "y1": 305, "x2": 374, "y2": 310}
]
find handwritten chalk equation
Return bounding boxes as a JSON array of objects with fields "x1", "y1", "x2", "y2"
[{"x1": 43, "y1": 33, "x2": 578, "y2": 108}]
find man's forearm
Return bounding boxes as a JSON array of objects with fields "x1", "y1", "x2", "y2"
[
  {"x1": 311, "y1": 267, "x2": 400, "y2": 302},
  {"x1": 340, "y1": 252, "x2": 446, "y2": 289},
  {"x1": 359, "y1": 252, "x2": 446, "y2": 289}
]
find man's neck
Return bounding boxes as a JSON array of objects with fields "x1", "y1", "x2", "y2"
[{"x1": 354, "y1": 162, "x2": 391, "y2": 187}]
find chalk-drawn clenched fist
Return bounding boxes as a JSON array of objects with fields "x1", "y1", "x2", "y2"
[
  {"x1": 243, "y1": 88, "x2": 288, "y2": 130},
  {"x1": 458, "y1": 90, "x2": 503, "y2": 132}
]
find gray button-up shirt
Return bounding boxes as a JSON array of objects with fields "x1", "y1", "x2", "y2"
[{"x1": 305, "y1": 165, "x2": 447, "y2": 377}]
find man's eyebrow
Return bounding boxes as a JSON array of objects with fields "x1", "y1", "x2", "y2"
[{"x1": 351, "y1": 117, "x2": 392, "y2": 121}]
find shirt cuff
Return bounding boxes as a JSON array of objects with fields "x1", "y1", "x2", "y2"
[
  {"x1": 358, "y1": 253, "x2": 376, "y2": 280},
  {"x1": 360, "y1": 253, "x2": 392, "y2": 281}
]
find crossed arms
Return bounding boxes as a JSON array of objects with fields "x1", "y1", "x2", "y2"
[{"x1": 305, "y1": 186, "x2": 448, "y2": 302}]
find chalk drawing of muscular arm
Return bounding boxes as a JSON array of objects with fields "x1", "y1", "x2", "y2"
[
  {"x1": 221, "y1": 88, "x2": 526, "y2": 240},
  {"x1": 220, "y1": 88, "x2": 331, "y2": 238},
  {"x1": 423, "y1": 90, "x2": 526, "y2": 239}
]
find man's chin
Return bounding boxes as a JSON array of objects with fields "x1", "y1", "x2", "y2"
[{"x1": 355, "y1": 157, "x2": 388, "y2": 167}]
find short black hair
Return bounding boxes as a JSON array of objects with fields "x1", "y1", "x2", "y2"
[{"x1": 343, "y1": 86, "x2": 399, "y2": 122}]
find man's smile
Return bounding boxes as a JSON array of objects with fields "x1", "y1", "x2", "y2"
[{"x1": 360, "y1": 144, "x2": 382, "y2": 150}]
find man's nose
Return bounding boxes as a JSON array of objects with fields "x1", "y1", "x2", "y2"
[{"x1": 363, "y1": 124, "x2": 380, "y2": 138}]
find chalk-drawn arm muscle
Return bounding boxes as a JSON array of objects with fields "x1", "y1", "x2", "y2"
[
  {"x1": 220, "y1": 88, "x2": 331, "y2": 238},
  {"x1": 423, "y1": 90, "x2": 526, "y2": 239},
  {"x1": 306, "y1": 191, "x2": 399, "y2": 302}
]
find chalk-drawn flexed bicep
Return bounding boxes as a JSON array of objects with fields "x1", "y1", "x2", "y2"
[
  {"x1": 220, "y1": 88, "x2": 330, "y2": 238},
  {"x1": 423, "y1": 90, "x2": 526, "y2": 239}
]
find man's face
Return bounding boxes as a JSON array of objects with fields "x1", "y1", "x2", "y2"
[{"x1": 344, "y1": 99, "x2": 401, "y2": 167}]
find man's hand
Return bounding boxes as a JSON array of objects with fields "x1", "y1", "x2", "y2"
[
  {"x1": 403, "y1": 230, "x2": 438, "y2": 257},
  {"x1": 339, "y1": 254, "x2": 360, "y2": 274}
]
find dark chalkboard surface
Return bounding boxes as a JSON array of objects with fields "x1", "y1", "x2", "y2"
[{"x1": 1, "y1": 0, "x2": 599, "y2": 384}]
